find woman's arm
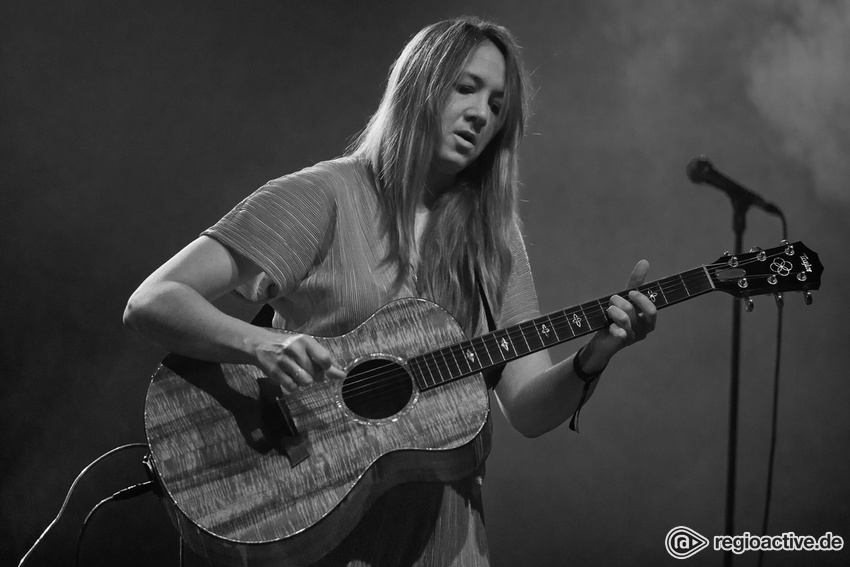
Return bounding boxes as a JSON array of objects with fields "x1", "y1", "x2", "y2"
[
  {"x1": 494, "y1": 260, "x2": 657, "y2": 437},
  {"x1": 123, "y1": 235, "x2": 339, "y2": 391}
]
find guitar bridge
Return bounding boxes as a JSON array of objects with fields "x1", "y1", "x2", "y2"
[
  {"x1": 276, "y1": 396, "x2": 309, "y2": 467},
  {"x1": 252, "y1": 378, "x2": 309, "y2": 467}
]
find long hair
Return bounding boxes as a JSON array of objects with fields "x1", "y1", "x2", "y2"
[{"x1": 348, "y1": 17, "x2": 531, "y2": 332}]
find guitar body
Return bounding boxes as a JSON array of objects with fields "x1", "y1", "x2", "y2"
[{"x1": 145, "y1": 298, "x2": 491, "y2": 567}]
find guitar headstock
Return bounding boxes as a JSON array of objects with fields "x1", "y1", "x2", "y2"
[{"x1": 709, "y1": 241, "x2": 822, "y2": 307}]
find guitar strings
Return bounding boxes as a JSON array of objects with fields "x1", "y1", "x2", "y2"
[
  {"x1": 336, "y1": 254, "x2": 793, "y2": 402},
  {"x1": 340, "y1": 264, "x2": 783, "y2": 404},
  {"x1": 296, "y1": 252, "x2": 799, "y2": 409},
  {"x1": 344, "y1": 261, "x2": 733, "y2": 394}
]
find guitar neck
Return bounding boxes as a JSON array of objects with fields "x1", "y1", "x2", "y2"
[{"x1": 409, "y1": 266, "x2": 714, "y2": 390}]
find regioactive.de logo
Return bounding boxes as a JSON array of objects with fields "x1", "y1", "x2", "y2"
[
  {"x1": 665, "y1": 526, "x2": 843, "y2": 559},
  {"x1": 666, "y1": 526, "x2": 710, "y2": 559}
]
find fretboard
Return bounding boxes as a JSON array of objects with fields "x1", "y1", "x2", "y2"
[{"x1": 408, "y1": 266, "x2": 715, "y2": 390}]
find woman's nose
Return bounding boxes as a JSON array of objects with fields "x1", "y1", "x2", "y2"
[{"x1": 464, "y1": 96, "x2": 489, "y2": 130}]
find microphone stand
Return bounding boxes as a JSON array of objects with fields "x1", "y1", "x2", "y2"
[
  {"x1": 724, "y1": 196, "x2": 750, "y2": 567},
  {"x1": 688, "y1": 155, "x2": 792, "y2": 567}
]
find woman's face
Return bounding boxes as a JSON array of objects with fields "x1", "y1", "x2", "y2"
[{"x1": 431, "y1": 40, "x2": 506, "y2": 181}]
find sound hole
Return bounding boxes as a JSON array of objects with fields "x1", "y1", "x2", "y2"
[{"x1": 341, "y1": 358, "x2": 413, "y2": 420}]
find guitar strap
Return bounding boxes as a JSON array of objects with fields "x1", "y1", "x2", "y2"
[
  {"x1": 475, "y1": 268, "x2": 505, "y2": 389},
  {"x1": 476, "y1": 272, "x2": 497, "y2": 333}
]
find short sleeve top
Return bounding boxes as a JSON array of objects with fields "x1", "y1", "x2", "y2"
[{"x1": 203, "y1": 155, "x2": 540, "y2": 339}]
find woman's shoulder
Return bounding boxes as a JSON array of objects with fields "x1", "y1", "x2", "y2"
[{"x1": 264, "y1": 155, "x2": 373, "y2": 197}]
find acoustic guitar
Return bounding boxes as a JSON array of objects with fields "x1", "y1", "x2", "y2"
[{"x1": 144, "y1": 241, "x2": 821, "y2": 566}]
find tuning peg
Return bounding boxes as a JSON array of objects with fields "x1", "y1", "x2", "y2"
[
  {"x1": 774, "y1": 292, "x2": 784, "y2": 309},
  {"x1": 744, "y1": 297, "x2": 754, "y2": 312},
  {"x1": 749, "y1": 246, "x2": 766, "y2": 261},
  {"x1": 803, "y1": 291, "x2": 813, "y2": 305}
]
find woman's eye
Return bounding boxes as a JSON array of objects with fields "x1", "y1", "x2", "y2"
[
  {"x1": 457, "y1": 84, "x2": 474, "y2": 94},
  {"x1": 490, "y1": 102, "x2": 502, "y2": 115}
]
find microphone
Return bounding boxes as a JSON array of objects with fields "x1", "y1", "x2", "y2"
[{"x1": 686, "y1": 156, "x2": 782, "y2": 216}]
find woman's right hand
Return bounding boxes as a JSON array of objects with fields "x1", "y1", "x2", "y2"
[{"x1": 254, "y1": 333, "x2": 345, "y2": 393}]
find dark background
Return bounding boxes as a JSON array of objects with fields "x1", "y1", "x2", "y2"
[{"x1": 3, "y1": 1, "x2": 848, "y2": 566}]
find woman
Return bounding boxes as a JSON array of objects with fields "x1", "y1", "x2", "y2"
[{"x1": 125, "y1": 16, "x2": 656, "y2": 566}]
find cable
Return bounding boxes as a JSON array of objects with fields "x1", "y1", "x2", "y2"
[
  {"x1": 756, "y1": 215, "x2": 788, "y2": 567},
  {"x1": 17, "y1": 442, "x2": 149, "y2": 567},
  {"x1": 75, "y1": 495, "x2": 112, "y2": 567},
  {"x1": 75, "y1": 481, "x2": 155, "y2": 567},
  {"x1": 757, "y1": 306, "x2": 783, "y2": 567}
]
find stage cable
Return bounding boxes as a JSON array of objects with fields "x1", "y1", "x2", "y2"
[
  {"x1": 75, "y1": 479, "x2": 156, "y2": 567},
  {"x1": 757, "y1": 215, "x2": 788, "y2": 567},
  {"x1": 18, "y1": 442, "x2": 152, "y2": 567}
]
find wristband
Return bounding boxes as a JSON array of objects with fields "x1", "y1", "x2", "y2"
[
  {"x1": 572, "y1": 345, "x2": 603, "y2": 382},
  {"x1": 569, "y1": 346, "x2": 604, "y2": 432}
]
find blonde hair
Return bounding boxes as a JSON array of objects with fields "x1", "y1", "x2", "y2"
[{"x1": 349, "y1": 17, "x2": 530, "y2": 332}]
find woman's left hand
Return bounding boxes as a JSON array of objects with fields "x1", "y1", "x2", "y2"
[{"x1": 582, "y1": 260, "x2": 657, "y2": 371}]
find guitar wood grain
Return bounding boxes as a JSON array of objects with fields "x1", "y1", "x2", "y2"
[{"x1": 145, "y1": 298, "x2": 491, "y2": 567}]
